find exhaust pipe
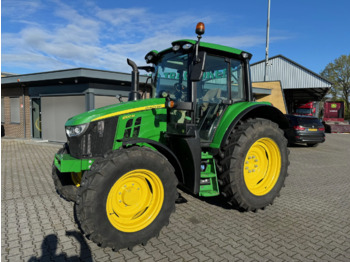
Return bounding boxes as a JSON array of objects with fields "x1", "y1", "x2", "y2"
[{"x1": 127, "y1": 59, "x2": 141, "y2": 101}]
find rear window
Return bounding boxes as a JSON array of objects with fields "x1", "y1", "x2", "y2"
[
  {"x1": 286, "y1": 115, "x2": 322, "y2": 126},
  {"x1": 296, "y1": 117, "x2": 320, "y2": 125},
  {"x1": 296, "y1": 108, "x2": 312, "y2": 115}
]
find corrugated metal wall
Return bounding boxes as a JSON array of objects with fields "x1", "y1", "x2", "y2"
[{"x1": 251, "y1": 56, "x2": 331, "y2": 89}]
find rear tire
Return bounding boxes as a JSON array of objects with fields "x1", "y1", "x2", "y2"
[
  {"x1": 217, "y1": 119, "x2": 289, "y2": 211},
  {"x1": 52, "y1": 147, "x2": 82, "y2": 202},
  {"x1": 75, "y1": 147, "x2": 178, "y2": 251}
]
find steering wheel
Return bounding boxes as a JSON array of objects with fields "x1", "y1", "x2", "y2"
[
  {"x1": 174, "y1": 83, "x2": 186, "y2": 92},
  {"x1": 210, "y1": 97, "x2": 222, "y2": 104},
  {"x1": 157, "y1": 90, "x2": 170, "y2": 98},
  {"x1": 174, "y1": 83, "x2": 187, "y2": 100}
]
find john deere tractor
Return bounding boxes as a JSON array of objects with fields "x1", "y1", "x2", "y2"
[{"x1": 53, "y1": 23, "x2": 289, "y2": 250}]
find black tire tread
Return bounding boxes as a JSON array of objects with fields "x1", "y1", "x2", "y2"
[
  {"x1": 75, "y1": 146, "x2": 178, "y2": 251},
  {"x1": 216, "y1": 118, "x2": 290, "y2": 211},
  {"x1": 52, "y1": 147, "x2": 78, "y2": 202}
]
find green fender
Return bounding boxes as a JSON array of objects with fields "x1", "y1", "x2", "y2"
[
  {"x1": 117, "y1": 138, "x2": 185, "y2": 184},
  {"x1": 210, "y1": 102, "x2": 289, "y2": 149}
]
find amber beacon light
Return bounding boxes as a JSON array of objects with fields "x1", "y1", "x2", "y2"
[{"x1": 195, "y1": 22, "x2": 205, "y2": 36}]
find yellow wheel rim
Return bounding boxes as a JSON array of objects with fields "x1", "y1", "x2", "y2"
[
  {"x1": 244, "y1": 138, "x2": 281, "y2": 196},
  {"x1": 71, "y1": 172, "x2": 82, "y2": 187},
  {"x1": 106, "y1": 169, "x2": 164, "y2": 233}
]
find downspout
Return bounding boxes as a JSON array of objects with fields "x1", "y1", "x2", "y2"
[{"x1": 23, "y1": 86, "x2": 26, "y2": 138}]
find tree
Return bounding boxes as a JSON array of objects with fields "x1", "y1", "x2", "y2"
[{"x1": 321, "y1": 54, "x2": 350, "y2": 119}]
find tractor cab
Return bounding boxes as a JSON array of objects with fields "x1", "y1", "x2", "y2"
[{"x1": 145, "y1": 24, "x2": 252, "y2": 145}]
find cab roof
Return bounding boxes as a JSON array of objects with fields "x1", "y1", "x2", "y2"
[{"x1": 157, "y1": 39, "x2": 252, "y2": 59}]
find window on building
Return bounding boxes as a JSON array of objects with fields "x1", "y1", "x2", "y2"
[
  {"x1": 10, "y1": 97, "x2": 20, "y2": 123},
  {"x1": 1, "y1": 97, "x2": 4, "y2": 123}
]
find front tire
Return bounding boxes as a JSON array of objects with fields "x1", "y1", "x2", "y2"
[
  {"x1": 75, "y1": 147, "x2": 178, "y2": 250},
  {"x1": 52, "y1": 147, "x2": 82, "y2": 202},
  {"x1": 218, "y1": 119, "x2": 289, "y2": 211}
]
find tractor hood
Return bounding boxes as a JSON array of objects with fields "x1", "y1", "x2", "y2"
[{"x1": 65, "y1": 98, "x2": 166, "y2": 126}]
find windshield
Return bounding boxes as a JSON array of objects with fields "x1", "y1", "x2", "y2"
[
  {"x1": 296, "y1": 108, "x2": 312, "y2": 115},
  {"x1": 153, "y1": 52, "x2": 190, "y2": 102}
]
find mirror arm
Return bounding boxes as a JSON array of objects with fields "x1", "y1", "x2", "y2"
[
  {"x1": 195, "y1": 35, "x2": 202, "y2": 63},
  {"x1": 138, "y1": 66, "x2": 155, "y2": 73}
]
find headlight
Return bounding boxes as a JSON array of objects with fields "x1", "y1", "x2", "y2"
[
  {"x1": 145, "y1": 51, "x2": 158, "y2": 64},
  {"x1": 172, "y1": 44, "x2": 180, "y2": 51},
  {"x1": 66, "y1": 123, "x2": 88, "y2": 137},
  {"x1": 182, "y1": 43, "x2": 193, "y2": 50}
]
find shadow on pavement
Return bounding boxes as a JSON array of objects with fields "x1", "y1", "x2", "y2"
[
  {"x1": 27, "y1": 231, "x2": 93, "y2": 262},
  {"x1": 178, "y1": 189, "x2": 244, "y2": 212},
  {"x1": 199, "y1": 195, "x2": 246, "y2": 211}
]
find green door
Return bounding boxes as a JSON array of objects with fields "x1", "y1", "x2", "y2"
[{"x1": 32, "y1": 98, "x2": 41, "y2": 139}]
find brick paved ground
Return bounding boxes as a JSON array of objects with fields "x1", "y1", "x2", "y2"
[{"x1": 1, "y1": 134, "x2": 350, "y2": 261}]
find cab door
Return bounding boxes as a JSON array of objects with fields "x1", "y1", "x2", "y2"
[
  {"x1": 196, "y1": 56, "x2": 245, "y2": 143},
  {"x1": 196, "y1": 55, "x2": 229, "y2": 142}
]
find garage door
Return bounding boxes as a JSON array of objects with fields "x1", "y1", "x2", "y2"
[
  {"x1": 94, "y1": 95, "x2": 127, "y2": 109},
  {"x1": 41, "y1": 95, "x2": 85, "y2": 142}
]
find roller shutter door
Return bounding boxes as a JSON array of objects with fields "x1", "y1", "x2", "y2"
[
  {"x1": 41, "y1": 95, "x2": 85, "y2": 142},
  {"x1": 94, "y1": 95, "x2": 127, "y2": 109}
]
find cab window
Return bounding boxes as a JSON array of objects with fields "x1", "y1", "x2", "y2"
[
  {"x1": 197, "y1": 55, "x2": 228, "y2": 142},
  {"x1": 230, "y1": 59, "x2": 245, "y2": 101}
]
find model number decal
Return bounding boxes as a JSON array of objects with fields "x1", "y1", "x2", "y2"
[
  {"x1": 122, "y1": 114, "x2": 135, "y2": 120},
  {"x1": 92, "y1": 104, "x2": 165, "y2": 121},
  {"x1": 144, "y1": 105, "x2": 164, "y2": 110}
]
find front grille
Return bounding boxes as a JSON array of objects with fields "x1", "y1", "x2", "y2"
[{"x1": 68, "y1": 117, "x2": 118, "y2": 159}]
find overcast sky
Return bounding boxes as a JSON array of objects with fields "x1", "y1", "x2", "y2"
[{"x1": 1, "y1": 0, "x2": 350, "y2": 75}]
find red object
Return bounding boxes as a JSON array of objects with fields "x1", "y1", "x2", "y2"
[
  {"x1": 298, "y1": 102, "x2": 313, "y2": 109},
  {"x1": 323, "y1": 101, "x2": 345, "y2": 122},
  {"x1": 295, "y1": 102, "x2": 316, "y2": 116},
  {"x1": 327, "y1": 124, "x2": 350, "y2": 133},
  {"x1": 294, "y1": 125, "x2": 306, "y2": 131}
]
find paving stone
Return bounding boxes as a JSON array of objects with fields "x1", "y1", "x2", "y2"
[
  {"x1": 144, "y1": 250, "x2": 166, "y2": 261},
  {"x1": 160, "y1": 249, "x2": 181, "y2": 261},
  {"x1": 174, "y1": 250, "x2": 196, "y2": 261},
  {"x1": 7, "y1": 247, "x2": 21, "y2": 257},
  {"x1": 2, "y1": 135, "x2": 350, "y2": 261},
  {"x1": 119, "y1": 249, "x2": 138, "y2": 260},
  {"x1": 21, "y1": 247, "x2": 37, "y2": 258},
  {"x1": 6, "y1": 254, "x2": 22, "y2": 262}
]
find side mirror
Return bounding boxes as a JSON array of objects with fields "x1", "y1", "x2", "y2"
[
  {"x1": 190, "y1": 51, "x2": 206, "y2": 82},
  {"x1": 138, "y1": 66, "x2": 155, "y2": 73},
  {"x1": 116, "y1": 94, "x2": 123, "y2": 102}
]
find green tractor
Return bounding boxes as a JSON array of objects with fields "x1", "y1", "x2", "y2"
[{"x1": 52, "y1": 22, "x2": 289, "y2": 250}]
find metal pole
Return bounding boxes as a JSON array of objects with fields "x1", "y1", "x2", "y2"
[
  {"x1": 264, "y1": 0, "x2": 271, "y2": 82},
  {"x1": 23, "y1": 86, "x2": 26, "y2": 138}
]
